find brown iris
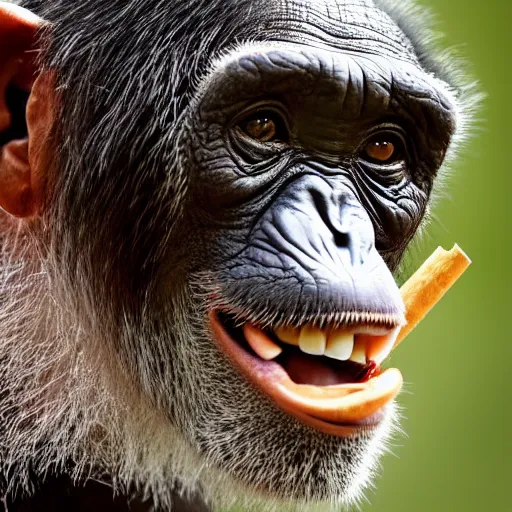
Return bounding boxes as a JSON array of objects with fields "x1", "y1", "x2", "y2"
[
  {"x1": 364, "y1": 140, "x2": 396, "y2": 163},
  {"x1": 243, "y1": 117, "x2": 277, "y2": 143}
]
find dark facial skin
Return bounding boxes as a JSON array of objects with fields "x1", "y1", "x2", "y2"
[
  {"x1": 0, "y1": 0, "x2": 461, "y2": 509},
  {"x1": 189, "y1": 44, "x2": 455, "y2": 326}
]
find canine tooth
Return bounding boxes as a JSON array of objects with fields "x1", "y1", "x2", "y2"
[
  {"x1": 275, "y1": 326, "x2": 300, "y2": 346},
  {"x1": 243, "y1": 324, "x2": 282, "y2": 361},
  {"x1": 299, "y1": 326, "x2": 326, "y2": 356},
  {"x1": 325, "y1": 331, "x2": 354, "y2": 361},
  {"x1": 349, "y1": 339, "x2": 367, "y2": 364}
]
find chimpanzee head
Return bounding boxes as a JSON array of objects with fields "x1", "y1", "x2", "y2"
[{"x1": 0, "y1": 0, "x2": 474, "y2": 509}]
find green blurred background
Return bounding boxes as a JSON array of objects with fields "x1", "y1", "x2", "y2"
[{"x1": 359, "y1": 0, "x2": 511, "y2": 511}]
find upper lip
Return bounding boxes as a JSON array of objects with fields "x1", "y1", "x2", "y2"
[{"x1": 209, "y1": 310, "x2": 404, "y2": 437}]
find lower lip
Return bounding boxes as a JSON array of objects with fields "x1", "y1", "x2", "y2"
[{"x1": 209, "y1": 311, "x2": 397, "y2": 437}]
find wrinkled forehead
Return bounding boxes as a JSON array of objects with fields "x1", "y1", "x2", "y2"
[{"x1": 257, "y1": 0, "x2": 418, "y2": 64}]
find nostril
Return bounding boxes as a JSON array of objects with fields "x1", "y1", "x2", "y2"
[
  {"x1": 333, "y1": 231, "x2": 350, "y2": 248},
  {"x1": 311, "y1": 187, "x2": 351, "y2": 247},
  {"x1": 310, "y1": 186, "x2": 372, "y2": 267}
]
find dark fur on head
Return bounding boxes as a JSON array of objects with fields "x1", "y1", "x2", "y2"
[{"x1": 0, "y1": 0, "x2": 477, "y2": 509}]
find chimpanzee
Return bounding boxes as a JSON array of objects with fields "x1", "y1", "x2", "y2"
[{"x1": 0, "y1": 0, "x2": 475, "y2": 510}]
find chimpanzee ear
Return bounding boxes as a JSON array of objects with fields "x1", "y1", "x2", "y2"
[{"x1": 0, "y1": 3, "x2": 53, "y2": 218}]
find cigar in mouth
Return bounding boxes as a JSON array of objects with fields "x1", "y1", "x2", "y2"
[{"x1": 395, "y1": 244, "x2": 472, "y2": 348}]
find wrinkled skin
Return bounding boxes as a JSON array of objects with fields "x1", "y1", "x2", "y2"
[
  {"x1": 0, "y1": 0, "x2": 463, "y2": 510},
  {"x1": 191, "y1": 44, "x2": 454, "y2": 321}
]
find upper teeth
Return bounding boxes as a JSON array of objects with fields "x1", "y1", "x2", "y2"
[
  {"x1": 275, "y1": 324, "x2": 399, "y2": 364},
  {"x1": 325, "y1": 330, "x2": 354, "y2": 361},
  {"x1": 275, "y1": 326, "x2": 300, "y2": 346},
  {"x1": 299, "y1": 326, "x2": 326, "y2": 355}
]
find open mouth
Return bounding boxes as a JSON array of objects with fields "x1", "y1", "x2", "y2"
[{"x1": 210, "y1": 310, "x2": 403, "y2": 437}]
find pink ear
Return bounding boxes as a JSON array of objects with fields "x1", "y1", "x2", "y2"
[
  {"x1": 0, "y1": 4, "x2": 42, "y2": 48},
  {"x1": 0, "y1": 4, "x2": 45, "y2": 218}
]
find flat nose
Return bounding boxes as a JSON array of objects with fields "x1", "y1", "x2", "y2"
[
  {"x1": 309, "y1": 184, "x2": 373, "y2": 267},
  {"x1": 275, "y1": 175, "x2": 373, "y2": 274},
  {"x1": 220, "y1": 172, "x2": 404, "y2": 322}
]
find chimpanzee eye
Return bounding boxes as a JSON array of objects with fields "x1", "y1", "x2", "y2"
[
  {"x1": 361, "y1": 132, "x2": 406, "y2": 165},
  {"x1": 239, "y1": 111, "x2": 288, "y2": 143},
  {"x1": 244, "y1": 117, "x2": 276, "y2": 142}
]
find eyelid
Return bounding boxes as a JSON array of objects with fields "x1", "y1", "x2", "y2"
[
  {"x1": 234, "y1": 111, "x2": 291, "y2": 150},
  {"x1": 231, "y1": 101, "x2": 291, "y2": 132}
]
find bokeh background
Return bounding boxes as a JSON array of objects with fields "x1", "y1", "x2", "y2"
[{"x1": 358, "y1": 0, "x2": 511, "y2": 511}]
